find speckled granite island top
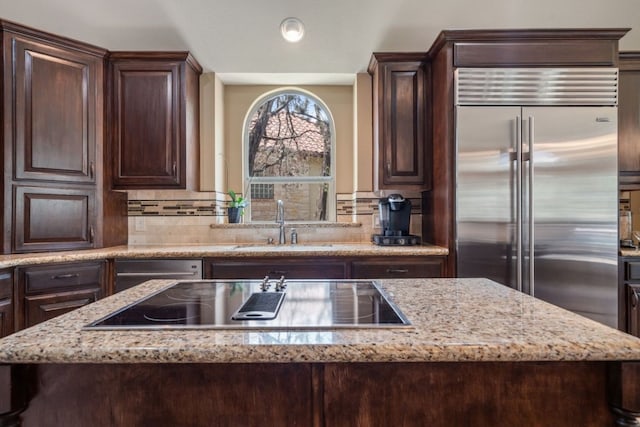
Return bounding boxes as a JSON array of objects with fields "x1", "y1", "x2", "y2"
[
  {"x1": 0, "y1": 243, "x2": 448, "y2": 268},
  {"x1": 1, "y1": 277, "x2": 639, "y2": 364}
]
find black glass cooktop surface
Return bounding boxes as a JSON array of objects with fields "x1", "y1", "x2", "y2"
[{"x1": 85, "y1": 279, "x2": 411, "y2": 330}]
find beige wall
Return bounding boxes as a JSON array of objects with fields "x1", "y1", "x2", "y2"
[
  {"x1": 222, "y1": 84, "x2": 355, "y2": 194},
  {"x1": 354, "y1": 73, "x2": 373, "y2": 193}
]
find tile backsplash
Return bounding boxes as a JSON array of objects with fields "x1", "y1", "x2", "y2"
[{"x1": 125, "y1": 190, "x2": 423, "y2": 245}]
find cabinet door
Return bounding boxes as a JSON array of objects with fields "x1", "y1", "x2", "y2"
[
  {"x1": 205, "y1": 259, "x2": 347, "y2": 280},
  {"x1": 14, "y1": 186, "x2": 95, "y2": 253},
  {"x1": 371, "y1": 57, "x2": 430, "y2": 190},
  {"x1": 111, "y1": 59, "x2": 183, "y2": 188},
  {"x1": 24, "y1": 288, "x2": 99, "y2": 328},
  {"x1": 628, "y1": 284, "x2": 640, "y2": 337},
  {"x1": 619, "y1": 53, "x2": 640, "y2": 189},
  {"x1": 0, "y1": 270, "x2": 14, "y2": 338},
  {"x1": 10, "y1": 35, "x2": 98, "y2": 184},
  {"x1": 351, "y1": 257, "x2": 445, "y2": 279}
]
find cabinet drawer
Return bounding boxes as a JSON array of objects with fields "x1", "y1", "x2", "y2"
[
  {"x1": 626, "y1": 262, "x2": 640, "y2": 281},
  {"x1": 207, "y1": 260, "x2": 347, "y2": 280},
  {"x1": 352, "y1": 259, "x2": 444, "y2": 279},
  {"x1": 24, "y1": 288, "x2": 99, "y2": 328},
  {"x1": 21, "y1": 261, "x2": 105, "y2": 294}
]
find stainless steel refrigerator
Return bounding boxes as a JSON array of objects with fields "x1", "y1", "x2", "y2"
[{"x1": 455, "y1": 68, "x2": 619, "y2": 328}]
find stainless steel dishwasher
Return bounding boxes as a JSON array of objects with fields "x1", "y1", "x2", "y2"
[{"x1": 114, "y1": 259, "x2": 203, "y2": 292}]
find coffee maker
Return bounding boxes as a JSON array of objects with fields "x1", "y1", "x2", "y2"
[{"x1": 372, "y1": 194, "x2": 421, "y2": 246}]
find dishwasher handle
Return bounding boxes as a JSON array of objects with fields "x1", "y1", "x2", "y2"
[{"x1": 116, "y1": 271, "x2": 200, "y2": 277}]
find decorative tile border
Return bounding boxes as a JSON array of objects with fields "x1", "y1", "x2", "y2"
[
  {"x1": 128, "y1": 200, "x2": 221, "y2": 216},
  {"x1": 128, "y1": 194, "x2": 423, "y2": 217}
]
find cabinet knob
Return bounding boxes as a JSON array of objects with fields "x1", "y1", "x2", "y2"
[
  {"x1": 89, "y1": 161, "x2": 95, "y2": 179},
  {"x1": 172, "y1": 161, "x2": 177, "y2": 177},
  {"x1": 269, "y1": 270, "x2": 287, "y2": 276},
  {"x1": 89, "y1": 226, "x2": 95, "y2": 243}
]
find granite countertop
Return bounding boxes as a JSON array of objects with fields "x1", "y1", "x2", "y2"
[
  {"x1": 0, "y1": 243, "x2": 448, "y2": 269},
  {"x1": 621, "y1": 247, "x2": 640, "y2": 257},
  {"x1": 1, "y1": 277, "x2": 639, "y2": 364}
]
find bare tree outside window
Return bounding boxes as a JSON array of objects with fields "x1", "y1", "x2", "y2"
[{"x1": 245, "y1": 91, "x2": 334, "y2": 222}]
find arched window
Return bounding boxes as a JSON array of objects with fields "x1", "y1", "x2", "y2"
[{"x1": 243, "y1": 89, "x2": 335, "y2": 222}]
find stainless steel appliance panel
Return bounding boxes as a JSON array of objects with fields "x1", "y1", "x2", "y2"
[
  {"x1": 85, "y1": 280, "x2": 411, "y2": 330},
  {"x1": 455, "y1": 104, "x2": 618, "y2": 328},
  {"x1": 115, "y1": 259, "x2": 203, "y2": 292},
  {"x1": 524, "y1": 106, "x2": 618, "y2": 327},
  {"x1": 456, "y1": 106, "x2": 521, "y2": 287}
]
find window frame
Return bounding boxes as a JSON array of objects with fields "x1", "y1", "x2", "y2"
[{"x1": 242, "y1": 87, "x2": 337, "y2": 222}]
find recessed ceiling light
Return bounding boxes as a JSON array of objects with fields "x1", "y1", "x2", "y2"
[{"x1": 280, "y1": 17, "x2": 305, "y2": 43}]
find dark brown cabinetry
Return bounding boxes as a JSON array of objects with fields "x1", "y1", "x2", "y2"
[
  {"x1": 205, "y1": 256, "x2": 447, "y2": 280},
  {"x1": 368, "y1": 53, "x2": 430, "y2": 191},
  {"x1": 13, "y1": 186, "x2": 96, "y2": 252},
  {"x1": 108, "y1": 52, "x2": 201, "y2": 189},
  {"x1": 11, "y1": 35, "x2": 98, "y2": 184},
  {"x1": 351, "y1": 256, "x2": 445, "y2": 279},
  {"x1": 205, "y1": 258, "x2": 348, "y2": 280},
  {"x1": 1, "y1": 21, "x2": 127, "y2": 254},
  {"x1": 619, "y1": 52, "x2": 640, "y2": 190},
  {"x1": 15, "y1": 261, "x2": 105, "y2": 329},
  {"x1": 623, "y1": 259, "x2": 640, "y2": 336},
  {"x1": 0, "y1": 269, "x2": 14, "y2": 338}
]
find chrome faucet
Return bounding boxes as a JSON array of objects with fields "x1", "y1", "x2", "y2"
[{"x1": 276, "y1": 199, "x2": 286, "y2": 244}]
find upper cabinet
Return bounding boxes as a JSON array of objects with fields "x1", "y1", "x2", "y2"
[
  {"x1": 619, "y1": 52, "x2": 640, "y2": 190},
  {"x1": 108, "y1": 52, "x2": 202, "y2": 190},
  {"x1": 368, "y1": 53, "x2": 431, "y2": 191},
  {"x1": 0, "y1": 20, "x2": 128, "y2": 254},
  {"x1": 10, "y1": 34, "x2": 99, "y2": 184}
]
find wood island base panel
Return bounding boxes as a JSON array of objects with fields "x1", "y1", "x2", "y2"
[
  {"x1": 2, "y1": 278, "x2": 640, "y2": 425},
  {"x1": 0, "y1": 362, "x2": 631, "y2": 427}
]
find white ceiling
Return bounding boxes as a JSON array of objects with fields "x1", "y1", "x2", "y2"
[{"x1": 1, "y1": 0, "x2": 639, "y2": 84}]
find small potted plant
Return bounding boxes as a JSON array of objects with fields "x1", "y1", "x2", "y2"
[{"x1": 227, "y1": 190, "x2": 247, "y2": 223}]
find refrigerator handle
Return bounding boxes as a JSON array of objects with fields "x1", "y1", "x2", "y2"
[
  {"x1": 515, "y1": 117, "x2": 523, "y2": 292},
  {"x1": 527, "y1": 115, "x2": 535, "y2": 297}
]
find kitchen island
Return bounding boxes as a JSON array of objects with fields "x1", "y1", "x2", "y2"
[{"x1": 1, "y1": 277, "x2": 640, "y2": 426}]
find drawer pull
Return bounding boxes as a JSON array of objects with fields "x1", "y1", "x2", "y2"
[
  {"x1": 269, "y1": 270, "x2": 287, "y2": 276},
  {"x1": 386, "y1": 268, "x2": 409, "y2": 274},
  {"x1": 633, "y1": 290, "x2": 639, "y2": 308},
  {"x1": 41, "y1": 298, "x2": 91, "y2": 313},
  {"x1": 51, "y1": 273, "x2": 79, "y2": 280},
  {"x1": 116, "y1": 272, "x2": 199, "y2": 277}
]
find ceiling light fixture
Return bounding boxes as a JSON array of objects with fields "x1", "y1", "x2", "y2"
[{"x1": 280, "y1": 17, "x2": 305, "y2": 43}]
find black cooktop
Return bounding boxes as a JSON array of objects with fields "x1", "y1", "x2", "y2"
[{"x1": 85, "y1": 279, "x2": 411, "y2": 330}]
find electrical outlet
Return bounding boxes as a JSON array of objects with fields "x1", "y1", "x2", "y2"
[
  {"x1": 135, "y1": 217, "x2": 146, "y2": 232},
  {"x1": 372, "y1": 213, "x2": 380, "y2": 228}
]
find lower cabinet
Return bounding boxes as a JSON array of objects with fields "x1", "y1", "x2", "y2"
[
  {"x1": 205, "y1": 258, "x2": 348, "y2": 280},
  {"x1": 15, "y1": 261, "x2": 105, "y2": 329},
  {"x1": 351, "y1": 257, "x2": 445, "y2": 279},
  {"x1": 621, "y1": 258, "x2": 640, "y2": 336},
  {"x1": 0, "y1": 269, "x2": 14, "y2": 338},
  {"x1": 205, "y1": 256, "x2": 446, "y2": 280},
  {"x1": 628, "y1": 283, "x2": 640, "y2": 337}
]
